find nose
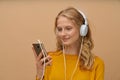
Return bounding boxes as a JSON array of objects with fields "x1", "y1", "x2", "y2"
[{"x1": 60, "y1": 29, "x2": 66, "y2": 36}]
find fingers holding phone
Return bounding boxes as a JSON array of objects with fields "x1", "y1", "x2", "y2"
[
  {"x1": 40, "y1": 55, "x2": 52, "y2": 66},
  {"x1": 32, "y1": 40, "x2": 52, "y2": 65}
]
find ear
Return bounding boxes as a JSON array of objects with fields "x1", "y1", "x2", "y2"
[{"x1": 80, "y1": 24, "x2": 88, "y2": 36}]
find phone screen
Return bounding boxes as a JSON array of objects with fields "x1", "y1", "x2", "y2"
[
  {"x1": 32, "y1": 41, "x2": 47, "y2": 57},
  {"x1": 32, "y1": 43, "x2": 42, "y2": 56}
]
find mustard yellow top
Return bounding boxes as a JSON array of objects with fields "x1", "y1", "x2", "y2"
[{"x1": 36, "y1": 51, "x2": 104, "y2": 80}]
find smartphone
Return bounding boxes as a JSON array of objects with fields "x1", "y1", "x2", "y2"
[{"x1": 32, "y1": 40, "x2": 47, "y2": 57}]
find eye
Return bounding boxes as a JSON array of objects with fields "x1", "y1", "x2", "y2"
[
  {"x1": 66, "y1": 26, "x2": 72, "y2": 30},
  {"x1": 56, "y1": 27, "x2": 62, "y2": 32}
]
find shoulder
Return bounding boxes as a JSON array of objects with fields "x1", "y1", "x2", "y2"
[
  {"x1": 94, "y1": 56, "x2": 104, "y2": 65},
  {"x1": 47, "y1": 50, "x2": 62, "y2": 56},
  {"x1": 94, "y1": 56, "x2": 105, "y2": 69}
]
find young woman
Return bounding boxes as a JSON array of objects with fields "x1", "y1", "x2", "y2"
[{"x1": 33, "y1": 7, "x2": 104, "y2": 80}]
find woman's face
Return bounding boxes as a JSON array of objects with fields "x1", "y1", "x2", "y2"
[{"x1": 56, "y1": 16, "x2": 80, "y2": 46}]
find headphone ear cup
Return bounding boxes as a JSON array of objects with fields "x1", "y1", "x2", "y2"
[{"x1": 80, "y1": 24, "x2": 88, "y2": 36}]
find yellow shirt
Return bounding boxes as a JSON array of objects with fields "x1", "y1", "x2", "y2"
[{"x1": 37, "y1": 51, "x2": 104, "y2": 80}]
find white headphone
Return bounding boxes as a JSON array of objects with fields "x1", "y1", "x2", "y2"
[{"x1": 78, "y1": 10, "x2": 88, "y2": 37}]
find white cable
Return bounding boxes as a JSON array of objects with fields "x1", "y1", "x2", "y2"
[
  {"x1": 63, "y1": 44, "x2": 67, "y2": 80},
  {"x1": 70, "y1": 37, "x2": 84, "y2": 80},
  {"x1": 40, "y1": 50, "x2": 46, "y2": 80},
  {"x1": 63, "y1": 37, "x2": 84, "y2": 80},
  {"x1": 37, "y1": 40, "x2": 46, "y2": 80}
]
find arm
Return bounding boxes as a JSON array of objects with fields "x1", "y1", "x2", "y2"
[{"x1": 32, "y1": 47, "x2": 52, "y2": 80}]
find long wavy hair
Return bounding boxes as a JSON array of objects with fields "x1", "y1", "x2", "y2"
[{"x1": 54, "y1": 7, "x2": 94, "y2": 70}]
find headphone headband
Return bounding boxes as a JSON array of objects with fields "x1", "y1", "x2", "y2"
[
  {"x1": 78, "y1": 10, "x2": 88, "y2": 25},
  {"x1": 77, "y1": 10, "x2": 88, "y2": 37}
]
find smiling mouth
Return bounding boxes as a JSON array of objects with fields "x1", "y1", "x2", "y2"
[{"x1": 62, "y1": 38, "x2": 69, "y2": 42}]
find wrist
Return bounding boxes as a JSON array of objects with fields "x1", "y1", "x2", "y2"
[
  {"x1": 36, "y1": 75, "x2": 40, "y2": 80},
  {"x1": 36, "y1": 75, "x2": 44, "y2": 80}
]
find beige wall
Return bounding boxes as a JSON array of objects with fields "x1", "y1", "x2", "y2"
[{"x1": 0, "y1": 0, "x2": 120, "y2": 80}]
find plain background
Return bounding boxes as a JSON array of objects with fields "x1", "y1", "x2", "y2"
[{"x1": 0, "y1": 0, "x2": 120, "y2": 80}]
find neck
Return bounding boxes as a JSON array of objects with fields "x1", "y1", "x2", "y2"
[{"x1": 63, "y1": 41, "x2": 80, "y2": 55}]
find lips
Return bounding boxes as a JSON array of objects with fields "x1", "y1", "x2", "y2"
[{"x1": 62, "y1": 38, "x2": 70, "y2": 42}]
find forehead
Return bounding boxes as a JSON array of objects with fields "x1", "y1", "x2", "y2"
[{"x1": 57, "y1": 16, "x2": 76, "y2": 27}]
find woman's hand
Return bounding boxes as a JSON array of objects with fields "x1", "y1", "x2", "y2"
[{"x1": 32, "y1": 47, "x2": 52, "y2": 79}]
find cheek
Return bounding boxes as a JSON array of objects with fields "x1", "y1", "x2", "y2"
[
  {"x1": 71, "y1": 30, "x2": 80, "y2": 37},
  {"x1": 56, "y1": 33, "x2": 62, "y2": 38},
  {"x1": 56, "y1": 34, "x2": 62, "y2": 40},
  {"x1": 71, "y1": 31, "x2": 80, "y2": 42}
]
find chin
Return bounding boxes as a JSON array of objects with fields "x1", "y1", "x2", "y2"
[
  {"x1": 63, "y1": 40, "x2": 77, "y2": 46},
  {"x1": 63, "y1": 42, "x2": 71, "y2": 46}
]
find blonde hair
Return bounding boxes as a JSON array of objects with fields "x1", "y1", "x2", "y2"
[{"x1": 54, "y1": 7, "x2": 94, "y2": 70}]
